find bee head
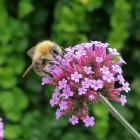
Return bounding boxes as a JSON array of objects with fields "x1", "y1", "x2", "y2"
[{"x1": 51, "y1": 43, "x2": 62, "y2": 57}]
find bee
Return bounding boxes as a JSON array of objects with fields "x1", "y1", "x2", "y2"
[{"x1": 23, "y1": 40, "x2": 62, "y2": 77}]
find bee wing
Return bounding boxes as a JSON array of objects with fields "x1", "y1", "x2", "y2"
[{"x1": 27, "y1": 47, "x2": 36, "y2": 58}]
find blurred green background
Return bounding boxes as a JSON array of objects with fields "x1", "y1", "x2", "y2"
[{"x1": 0, "y1": 0, "x2": 140, "y2": 139}]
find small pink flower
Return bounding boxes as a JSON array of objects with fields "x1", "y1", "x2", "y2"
[
  {"x1": 100, "y1": 66, "x2": 110, "y2": 74},
  {"x1": 59, "y1": 101, "x2": 68, "y2": 111},
  {"x1": 50, "y1": 97, "x2": 59, "y2": 107},
  {"x1": 71, "y1": 72, "x2": 82, "y2": 82},
  {"x1": 102, "y1": 43, "x2": 109, "y2": 48},
  {"x1": 75, "y1": 50, "x2": 86, "y2": 58},
  {"x1": 118, "y1": 56, "x2": 126, "y2": 64},
  {"x1": 55, "y1": 109, "x2": 62, "y2": 120},
  {"x1": 88, "y1": 95, "x2": 95, "y2": 101},
  {"x1": 117, "y1": 75, "x2": 125, "y2": 84},
  {"x1": 120, "y1": 95, "x2": 127, "y2": 106},
  {"x1": 112, "y1": 65, "x2": 122, "y2": 74},
  {"x1": 84, "y1": 66, "x2": 92, "y2": 74},
  {"x1": 65, "y1": 47, "x2": 75, "y2": 53},
  {"x1": 58, "y1": 79, "x2": 67, "y2": 89},
  {"x1": 85, "y1": 42, "x2": 93, "y2": 48},
  {"x1": 69, "y1": 115, "x2": 79, "y2": 125},
  {"x1": 78, "y1": 86, "x2": 87, "y2": 95},
  {"x1": 93, "y1": 41, "x2": 103, "y2": 48},
  {"x1": 108, "y1": 48, "x2": 119, "y2": 55},
  {"x1": 96, "y1": 57, "x2": 103, "y2": 63},
  {"x1": 91, "y1": 80, "x2": 103, "y2": 90},
  {"x1": 103, "y1": 73, "x2": 114, "y2": 83},
  {"x1": 62, "y1": 87, "x2": 73, "y2": 99},
  {"x1": 83, "y1": 116, "x2": 95, "y2": 127},
  {"x1": 82, "y1": 78, "x2": 92, "y2": 88},
  {"x1": 122, "y1": 82, "x2": 130, "y2": 93},
  {"x1": 52, "y1": 88, "x2": 60, "y2": 98},
  {"x1": 41, "y1": 76, "x2": 52, "y2": 85},
  {"x1": 75, "y1": 44, "x2": 85, "y2": 50}
]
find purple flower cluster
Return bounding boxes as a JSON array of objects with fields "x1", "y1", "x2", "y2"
[
  {"x1": 0, "y1": 118, "x2": 3, "y2": 140},
  {"x1": 42, "y1": 41, "x2": 130, "y2": 127}
]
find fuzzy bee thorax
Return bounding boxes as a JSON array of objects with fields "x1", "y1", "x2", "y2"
[{"x1": 33, "y1": 41, "x2": 53, "y2": 61}]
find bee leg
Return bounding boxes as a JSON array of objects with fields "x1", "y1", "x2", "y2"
[
  {"x1": 43, "y1": 70, "x2": 53, "y2": 77},
  {"x1": 62, "y1": 47, "x2": 66, "y2": 55},
  {"x1": 47, "y1": 60, "x2": 59, "y2": 66},
  {"x1": 92, "y1": 44, "x2": 95, "y2": 51},
  {"x1": 47, "y1": 60, "x2": 55, "y2": 65},
  {"x1": 51, "y1": 53, "x2": 61, "y2": 61}
]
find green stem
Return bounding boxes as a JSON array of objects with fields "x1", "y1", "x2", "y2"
[{"x1": 99, "y1": 94, "x2": 140, "y2": 140}]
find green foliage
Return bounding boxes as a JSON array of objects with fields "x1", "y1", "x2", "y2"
[
  {"x1": 108, "y1": 0, "x2": 131, "y2": 50},
  {"x1": 92, "y1": 103, "x2": 109, "y2": 140},
  {"x1": 5, "y1": 124, "x2": 22, "y2": 139},
  {"x1": 0, "y1": 0, "x2": 140, "y2": 140},
  {"x1": 18, "y1": 0, "x2": 34, "y2": 18}
]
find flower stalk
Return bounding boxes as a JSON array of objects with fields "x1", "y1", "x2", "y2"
[{"x1": 99, "y1": 94, "x2": 140, "y2": 140}]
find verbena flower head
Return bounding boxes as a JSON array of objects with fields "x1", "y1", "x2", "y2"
[
  {"x1": 42, "y1": 41, "x2": 130, "y2": 127},
  {"x1": 0, "y1": 118, "x2": 4, "y2": 139}
]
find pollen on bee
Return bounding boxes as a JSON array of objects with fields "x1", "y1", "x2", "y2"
[
  {"x1": 38, "y1": 41, "x2": 52, "y2": 55},
  {"x1": 39, "y1": 46, "x2": 48, "y2": 55}
]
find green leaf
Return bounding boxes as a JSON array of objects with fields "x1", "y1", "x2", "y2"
[
  {"x1": 61, "y1": 132, "x2": 86, "y2": 140},
  {"x1": 81, "y1": 0, "x2": 103, "y2": 12},
  {"x1": 18, "y1": 0, "x2": 34, "y2": 18},
  {"x1": 5, "y1": 124, "x2": 22, "y2": 139},
  {"x1": 0, "y1": 76, "x2": 17, "y2": 89},
  {"x1": 131, "y1": 78, "x2": 140, "y2": 94},
  {"x1": 0, "y1": 88, "x2": 28, "y2": 113},
  {"x1": 93, "y1": 102, "x2": 109, "y2": 117},
  {"x1": 91, "y1": 102, "x2": 109, "y2": 140},
  {"x1": 21, "y1": 110, "x2": 40, "y2": 138},
  {"x1": 8, "y1": 58, "x2": 25, "y2": 74},
  {"x1": 108, "y1": 0, "x2": 131, "y2": 50},
  {"x1": 12, "y1": 87, "x2": 29, "y2": 110},
  {"x1": 0, "y1": 53, "x2": 6, "y2": 65},
  {"x1": 0, "y1": 67, "x2": 17, "y2": 88},
  {"x1": 136, "y1": 101, "x2": 140, "y2": 110},
  {"x1": 6, "y1": 111, "x2": 22, "y2": 122},
  {"x1": 0, "y1": 91, "x2": 15, "y2": 111}
]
